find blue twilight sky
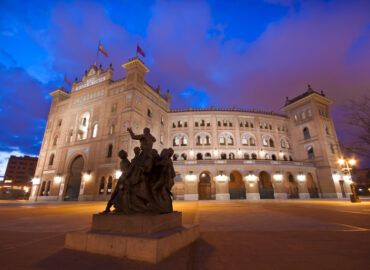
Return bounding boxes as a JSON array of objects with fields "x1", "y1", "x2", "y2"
[{"x1": 0, "y1": 0, "x2": 370, "y2": 174}]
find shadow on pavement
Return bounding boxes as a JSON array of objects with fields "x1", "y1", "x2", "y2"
[{"x1": 36, "y1": 238, "x2": 214, "y2": 270}]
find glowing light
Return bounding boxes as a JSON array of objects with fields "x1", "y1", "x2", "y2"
[
  {"x1": 348, "y1": 159, "x2": 356, "y2": 166},
  {"x1": 115, "y1": 170, "x2": 122, "y2": 179},
  {"x1": 32, "y1": 177, "x2": 40, "y2": 185},
  {"x1": 259, "y1": 150, "x2": 265, "y2": 156},
  {"x1": 273, "y1": 173, "x2": 283, "y2": 181},
  {"x1": 279, "y1": 152, "x2": 284, "y2": 157},
  {"x1": 338, "y1": 159, "x2": 345, "y2": 166},
  {"x1": 246, "y1": 174, "x2": 257, "y2": 181},
  {"x1": 189, "y1": 150, "x2": 194, "y2": 156},
  {"x1": 213, "y1": 150, "x2": 218, "y2": 155},
  {"x1": 343, "y1": 174, "x2": 351, "y2": 182},
  {"x1": 215, "y1": 174, "x2": 228, "y2": 182},
  {"x1": 249, "y1": 183, "x2": 254, "y2": 187},
  {"x1": 54, "y1": 175, "x2": 62, "y2": 183},
  {"x1": 297, "y1": 174, "x2": 306, "y2": 182},
  {"x1": 4, "y1": 180, "x2": 12, "y2": 183},
  {"x1": 237, "y1": 149, "x2": 242, "y2": 155},
  {"x1": 332, "y1": 173, "x2": 340, "y2": 181},
  {"x1": 83, "y1": 173, "x2": 91, "y2": 181},
  {"x1": 185, "y1": 174, "x2": 196, "y2": 181},
  {"x1": 23, "y1": 186, "x2": 30, "y2": 193}
]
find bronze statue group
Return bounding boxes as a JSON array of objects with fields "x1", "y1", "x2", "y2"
[{"x1": 103, "y1": 127, "x2": 176, "y2": 214}]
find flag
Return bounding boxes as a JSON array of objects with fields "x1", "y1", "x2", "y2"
[
  {"x1": 137, "y1": 45, "x2": 146, "y2": 57},
  {"x1": 64, "y1": 75, "x2": 71, "y2": 87},
  {"x1": 99, "y1": 41, "x2": 108, "y2": 57}
]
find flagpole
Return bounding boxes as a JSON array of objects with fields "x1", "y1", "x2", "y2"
[{"x1": 95, "y1": 40, "x2": 100, "y2": 66}]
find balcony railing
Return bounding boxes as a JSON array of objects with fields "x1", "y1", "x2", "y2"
[{"x1": 173, "y1": 159, "x2": 314, "y2": 167}]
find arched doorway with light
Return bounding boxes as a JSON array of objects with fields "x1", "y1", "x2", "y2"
[
  {"x1": 285, "y1": 172, "x2": 299, "y2": 199},
  {"x1": 198, "y1": 171, "x2": 213, "y2": 200},
  {"x1": 229, "y1": 171, "x2": 246, "y2": 199},
  {"x1": 258, "y1": 171, "x2": 274, "y2": 199},
  {"x1": 306, "y1": 173, "x2": 319, "y2": 198},
  {"x1": 64, "y1": 155, "x2": 84, "y2": 201}
]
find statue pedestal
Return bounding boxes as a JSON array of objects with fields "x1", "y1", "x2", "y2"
[{"x1": 65, "y1": 212, "x2": 199, "y2": 263}]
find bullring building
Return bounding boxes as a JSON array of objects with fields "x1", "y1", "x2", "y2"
[{"x1": 29, "y1": 57, "x2": 352, "y2": 202}]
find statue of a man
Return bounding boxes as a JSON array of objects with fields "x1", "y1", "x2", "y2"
[
  {"x1": 127, "y1": 127, "x2": 156, "y2": 157},
  {"x1": 102, "y1": 150, "x2": 130, "y2": 213}
]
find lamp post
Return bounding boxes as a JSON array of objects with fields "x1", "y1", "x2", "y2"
[{"x1": 338, "y1": 158, "x2": 360, "y2": 203}]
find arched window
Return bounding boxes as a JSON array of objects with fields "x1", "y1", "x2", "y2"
[
  {"x1": 250, "y1": 137, "x2": 256, "y2": 146},
  {"x1": 220, "y1": 133, "x2": 234, "y2": 146},
  {"x1": 283, "y1": 155, "x2": 288, "y2": 161},
  {"x1": 196, "y1": 153, "x2": 203, "y2": 160},
  {"x1": 173, "y1": 137, "x2": 179, "y2": 146},
  {"x1": 325, "y1": 125, "x2": 330, "y2": 135},
  {"x1": 281, "y1": 139, "x2": 286, "y2": 148},
  {"x1": 40, "y1": 181, "x2": 46, "y2": 196},
  {"x1": 196, "y1": 136, "x2": 201, "y2": 145},
  {"x1": 229, "y1": 153, "x2": 235, "y2": 159},
  {"x1": 241, "y1": 135, "x2": 249, "y2": 145},
  {"x1": 92, "y1": 124, "x2": 98, "y2": 138},
  {"x1": 107, "y1": 144, "x2": 113, "y2": 158},
  {"x1": 307, "y1": 146, "x2": 315, "y2": 159},
  {"x1": 303, "y1": 127, "x2": 310, "y2": 139},
  {"x1": 269, "y1": 139, "x2": 274, "y2": 147},
  {"x1": 109, "y1": 124, "x2": 115, "y2": 135},
  {"x1": 221, "y1": 153, "x2": 227, "y2": 160},
  {"x1": 53, "y1": 136, "x2": 58, "y2": 146},
  {"x1": 46, "y1": 181, "x2": 51, "y2": 196},
  {"x1": 263, "y1": 137, "x2": 268, "y2": 146},
  {"x1": 69, "y1": 130, "x2": 73, "y2": 143},
  {"x1": 244, "y1": 153, "x2": 250, "y2": 160},
  {"x1": 272, "y1": 154, "x2": 277, "y2": 160},
  {"x1": 147, "y1": 109, "x2": 152, "y2": 117},
  {"x1": 99, "y1": 177, "x2": 105, "y2": 194},
  {"x1": 205, "y1": 153, "x2": 211, "y2": 160},
  {"x1": 289, "y1": 155, "x2": 293, "y2": 161},
  {"x1": 48, "y1": 154, "x2": 55, "y2": 166},
  {"x1": 181, "y1": 137, "x2": 187, "y2": 146},
  {"x1": 330, "y1": 143, "x2": 335, "y2": 154},
  {"x1": 173, "y1": 154, "x2": 179, "y2": 161},
  {"x1": 251, "y1": 153, "x2": 257, "y2": 160},
  {"x1": 107, "y1": 176, "x2": 113, "y2": 194},
  {"x1": 265, "y1": 153, "x2": 270, "y2": 160},
  {"x1": 173, "y1": 134, "x2": 187, "y2": 146},
  {"x1": 181, "y1": 153, "x2": 187, "y2": 160},
  {"x1": 78, "y1": 112, "x2": 90, "y2": 140}
]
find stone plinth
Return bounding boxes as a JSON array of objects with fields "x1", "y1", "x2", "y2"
[
  {"x1": 65, "y1": 212, "x2": 199, "y2": 264},
  {"x1": 91, "y1": 211, "x2": 182, "y2": 234}
]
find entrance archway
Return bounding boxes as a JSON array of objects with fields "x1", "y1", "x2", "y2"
[
  {"x1": 285, "y1": 172, "x2": 299, "y2": 199},
  {"x1": 64, "y1": 155, "x2": 84, "y2": 201},
  {"x1": 306, "y1": 173, "x2": 319, "y2": 198},
  {"x1": 199, "y1": 171, "x2": 212, "y2": 200},
  {"x1": 258, "y1": 171, "x2": 274, "y2": 199},
  {"x1": 229, "y1": 171, "x2": 246, "y2": 199}
]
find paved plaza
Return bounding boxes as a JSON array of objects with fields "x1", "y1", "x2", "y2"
[{"x1": 0, "y1": 200, "x2": 369, "y2": 270}]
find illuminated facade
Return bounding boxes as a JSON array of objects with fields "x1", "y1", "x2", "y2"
[{"x1": 29, "y1": 57, "x2": 352, "y2": 201}]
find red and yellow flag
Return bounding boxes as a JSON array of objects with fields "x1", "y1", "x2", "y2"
[{"x1": 99, "y1": 42, "x2": 108, "y2": 57}]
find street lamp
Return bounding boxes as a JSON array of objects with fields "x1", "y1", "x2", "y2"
[{"x1": 338, "y1": 158, "x2": 360, "y2": 203}]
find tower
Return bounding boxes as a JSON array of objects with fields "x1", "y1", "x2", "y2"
[{"x1": 282, "y1": 85, "x2": 351, "y2": 198}]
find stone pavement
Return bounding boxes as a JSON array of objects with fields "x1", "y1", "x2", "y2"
[{"x1": 0, "y1": 200, "x2": 369, "y2": 270}]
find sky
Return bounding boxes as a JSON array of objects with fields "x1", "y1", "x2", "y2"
[{"x1": 0, "y1": 0, "x2": 369, "y2": 174}]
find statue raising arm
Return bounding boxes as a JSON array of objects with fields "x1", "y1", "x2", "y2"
[{"x1": 127, "y1": 127, "x2": 144, "y2": 140}]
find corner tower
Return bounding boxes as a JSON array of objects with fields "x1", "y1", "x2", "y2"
[{"x1": 282, "y1": 85, "x2": 350, "y2": 198}]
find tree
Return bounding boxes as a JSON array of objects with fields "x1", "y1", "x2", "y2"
[{"x1": 342, "y1": 95, "x2": 370, "y2": 158}]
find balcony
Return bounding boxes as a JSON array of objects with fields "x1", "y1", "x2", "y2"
[{"x1": 173, "y1": 159, "x2": 314, "y2": 167}]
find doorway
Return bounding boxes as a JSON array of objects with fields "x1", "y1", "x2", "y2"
[{"x1": 64, "y1": 155, "x2": 84, "y2": 201}]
